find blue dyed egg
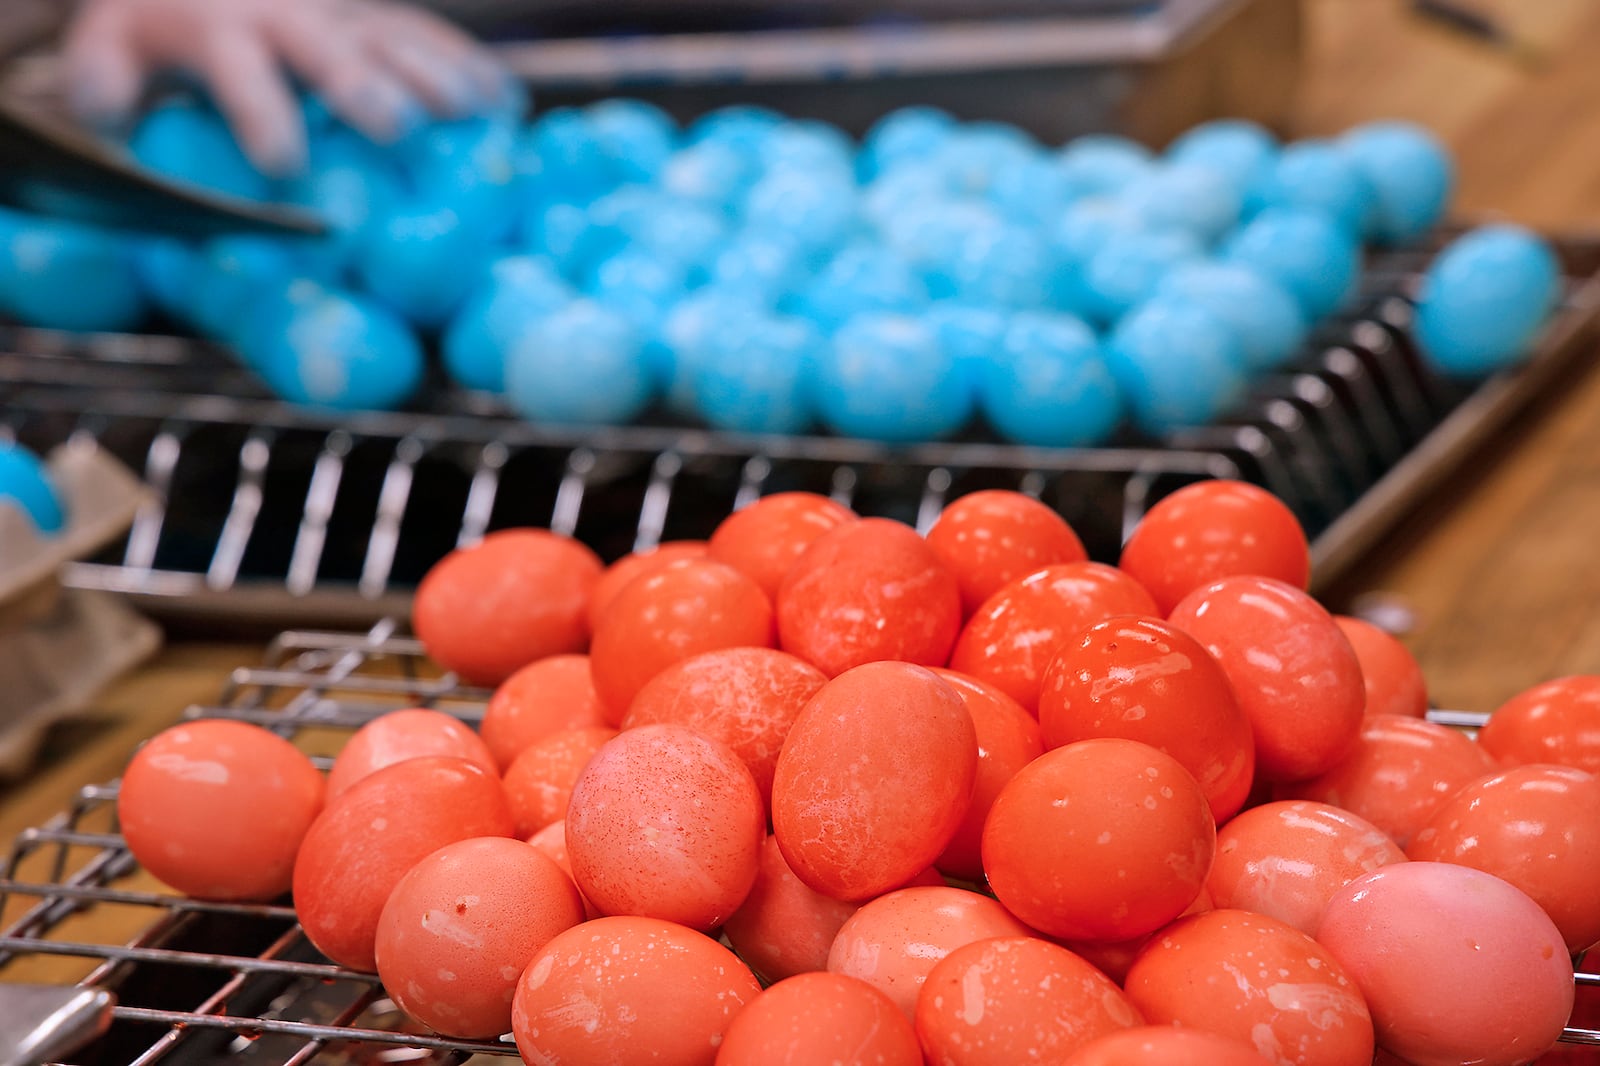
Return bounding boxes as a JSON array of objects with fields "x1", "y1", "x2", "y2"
[
  {"x1": 708, "y1": 230, "x2": 810, "y2": 304},
  {"x1": 687, "y1": 106, "x2": 784, "y2": 164},
  {"x1": 1105, "y1": 297, "x2": 1247, "y2": 435},
  {"x1": 658, "y1": 287, "x2": 770, "y2": 412},
  {"x1": 585, "y1": 98, "x2": 677, "y2": 184},
  {"x1": 760, "y1": 120, "x2": 855, "y2": 181},
  {"x1": 522, "y1": 108, "x2": 610, "y2": 203},
  {"x1": 860, "y1": 107, "x2": 957, "y2": 180},
  {"x1": 943, "y1": 222, "x2": 1056, "y2": 310},
  {"x1": 988, "y1": 156, "x2": 1079, "y2": 228},
  {"x1": 1156, "y1": 260, "x2": 1308, "y2": 370},
  {"x1": 862, "y1": 166, "x2": 954, "y2": 235},
  {"x1": 522, "y1": 199, "x2": 594, "y2": 281},
  {"x1": 133, "y1": 238, "x2": 202, "y2": 322},
  {"x1": 1056, "y1": 134, "x2": 1155, "y2": 198},
  {"x1": 1248, "y1": 141, "x2": 1376, "y2": 235},
  {"x1": 1119, "y1": 164, "x2": 1243, "y2": 246},
  {"x1": 1222, "y1": 208, "x2": 1361, "y2": 321},
  {"x1": 1415, "y1": 224, "x2": 1560, "y2": 376},
  {"x1": 743, "y1": 169, "x2": 857, "y2": 257},
  {"x1": 981, "y1": 311, "x2": 1124, "y2": 448},
  {"x1": 1339, "y1": 120, "x2": 1455, "y2": 245},
  {"x1": 246, "y1": 285, "x2": 425, "y2": 410},
  {"x1": 280, "y1": 128, "x2": 405, "y2": 274},
  {"x1": 356, "y1": 204, "x2": 492, "y2": 328},
  {"x1": 1078, "y1": 227, "x2": 1204, "y2": 326},
  {"x1": 0, "y1": 208, "x2": 146, "y2": 332},
  {"x1": 503, "y1": 300, "x2": 656, "y2": 427},
  {"x1": 790, "y1": 244, "x2": 929, "y2": 331},
  {"x1": 442, "y1": 255, "x2": 574, "y2": 392},
  {"x1": 0, "y1": 440, "x2": 65, "y2": 535},
  {"x1": 689, "y1": 312, "x2": 823, "y2": 435},
  {"x1": 628, "y1": 198, "x2": 731, "y2": 284},
  {"x1": 588, "y1": 246, "x2": 689, "y2": 333},
  {"x1": 814, "y1": 312, "x2": 972, "y2": 442},
  {"x1": 1165, "y1": 119, "x2": 1279, "y2": 194},
  {"x1": 932, "y1": 122, "x2": 1040, "y2": 199},
  {"x1": 402, "y1": 116, "x2": 521, "y2": 243},
  {"x1": 660, "y1": 142, "x2": 759, "y2": 213},
  {"x1": 129, "y1": 99, "x2": 270, "y2": 201},
  {"x1": 187, "y1": 236, "x2": 302, "y2": 345},
  {"x1": 923, "y1": 301, "x2": 1008, "y2": 390}
]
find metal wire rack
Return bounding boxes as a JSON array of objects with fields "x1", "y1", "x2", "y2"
[
  {"x1": 2, "y1": 234, "x2": 1599, "y2": 633},
  {"x1": 1, "y1": 622, "x2": 1598, "y2": 1065}
]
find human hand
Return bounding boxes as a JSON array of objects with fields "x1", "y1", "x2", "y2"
[{"x1": 62, "y1": 0, "x2": 513, "y2": 176}]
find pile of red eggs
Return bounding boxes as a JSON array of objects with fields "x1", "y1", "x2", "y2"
[{"x1": 114, "y1": 481, "x2": 1600, "y2": 1066}]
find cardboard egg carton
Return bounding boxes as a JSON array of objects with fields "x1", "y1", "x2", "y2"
[{"x1": 0, "y1": 438, "x2": 161, "y2": 778}]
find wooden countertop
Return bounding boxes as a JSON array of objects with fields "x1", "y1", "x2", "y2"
[{"x1": 4, "y1": 0, "x2": 1600, "y2": 846}]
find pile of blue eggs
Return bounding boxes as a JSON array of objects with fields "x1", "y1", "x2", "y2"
[
  {"x1": 0, "y1": 99, "x2": 1564, "y2": 442},
  {"x1": 0, "y1": 440, "x2": 66, "y2": 537}
]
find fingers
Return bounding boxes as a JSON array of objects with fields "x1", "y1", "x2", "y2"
[
  {"x1": 367, "y1": 4, "x2": 515, "y2": 118},
  {"x1": 201, "y1": 27, "x2": 307, "y2": 177},
  {"x1": 61, "y1": 3, "x2": 147, "y2": 131},
  {"x1": 268, "y1": 9, "x2": 423, "y2": 144}
]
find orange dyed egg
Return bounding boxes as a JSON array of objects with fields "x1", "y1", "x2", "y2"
[
  {"x1": 1125, "y1": 909, "x2": 1374, "y2": 1066},
  {"x1": 589, "y1": 558, "x2": 774, "y2": 721},
  {"x1": 771, "y1": 662, "x2": 977, "y2": 901},
  {"x1": 776, "y1": 518, "x2": 962, "y2": 678},
  {"x1": 983, "y1": 738, "x2": 1214, "y2": 942},
  {"x1": 566, "y1": 724, "x2": 765, "y2": 932},
  {"x1": 916, "y1": 937, "x2": 1142, "y2": 1065},
  {"x1": 502, "y1": 725, "x2": 618, "y2": 838},
  {"x1": 374, "y1": 837, "x2": 583, "y2": 1038},
  {"x1": 827, "y1": 886, "x2": 1033, "y2": 1019},
  {"x1": 292, "y1": 756, "x2": 514, "y2": 971},
  {"x1": 930, "y1": 669, "x2": 1044, "y2": 881},
  {"x1": 707, "y1": 492, "x2": 857, "y2": 599},
  {"x1": 511, "y1": 916, "x2": 760, "y2": 1066},
  {"x1": 326, "y1": 708, "x2": 497, "y2": 798},
  {"x1": 1477, "y1": 675, "x2": 1600, "y2": 775},
  {"x1": 587, "y1": 540, "x2": 709, "y2": 633},
  {"x1": 923, "y1": 490, "x2": 1088, "y2": 616},
  {"x1": 1277, "y1": 714, "x2": 1494, "y2": 849},
  {"x1": 413, "y1": 529, "x2": 603, "y2": 686},
  {"x1": 948, "y1": 562, "x2": 1158, "y2": 714},
  {"x1": 480, "y1": 654, "x2": 608, "y2": 771},
  {"x1": 119, "y1": 719, "x2": 324, "y2": 901},
  {"x1": 1118, "y1": 479, "x2": 1310, "y2": 617},
  {"x1": 1409, "y1": 763, "x2": 1600, "y2": 953},
  {"x1": 1333, "y1": 616, "x2": 1428, "y2": 719},
  {"x1": 1168, "y1": 576, "x2": 1364, "y2": 783},
  {"x1": 622, "y1": 647, "x2": 828, "y2": 810},
  {"x1": 1038, "y1": 616, "x2": 1255, "y2": 823},
  {"x1": 1207, "y1": 800, "x2": 1406, "y2": 936},
  {"x1": 714, "y1": 972, "x2": 921, "y2": 1066}
]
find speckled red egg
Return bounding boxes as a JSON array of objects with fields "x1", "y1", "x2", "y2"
[
  {"x1": 566, "y1": 724, "x2": 765, "y2": 932},
  {"x1": 916, "y1": 936, "x2": 1142, "y2": 1064},
  {"x1": 1207, "y1": 800, "x2": 1406, "y2": 936},
  {"x1": 1126, "y1": 909, "x2": 1374, "y2": 1066},
  {"x1": 827, "y1": 886, "x2": 1033, "y2": 1019},
  {"x1": 374, "y1": 836, "x2": 584, "y2": 1038},
  {"x1": 511, "y1": 916, "x2": 760, "y2": 1066}
]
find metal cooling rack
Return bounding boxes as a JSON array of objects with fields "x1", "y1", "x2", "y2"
[
  {"x1": 3, "y1": 233, "x2": 1600, "y2": 632},
  {"x1": 0, "y1": 622, "x2": 1597, "y2": 1064}
]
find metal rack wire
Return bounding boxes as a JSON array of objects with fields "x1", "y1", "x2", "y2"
[
  {"x1": 4, "y1": 233, "x2": 1598, "y2": 633},
  {"x1": 1, "y1": 622, "x2": 1597, "y2": 1064}
]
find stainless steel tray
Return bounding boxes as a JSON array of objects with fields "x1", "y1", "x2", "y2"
[{"x1": 1, "y1": 623, "x2": 1596, "y2": 1065}]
